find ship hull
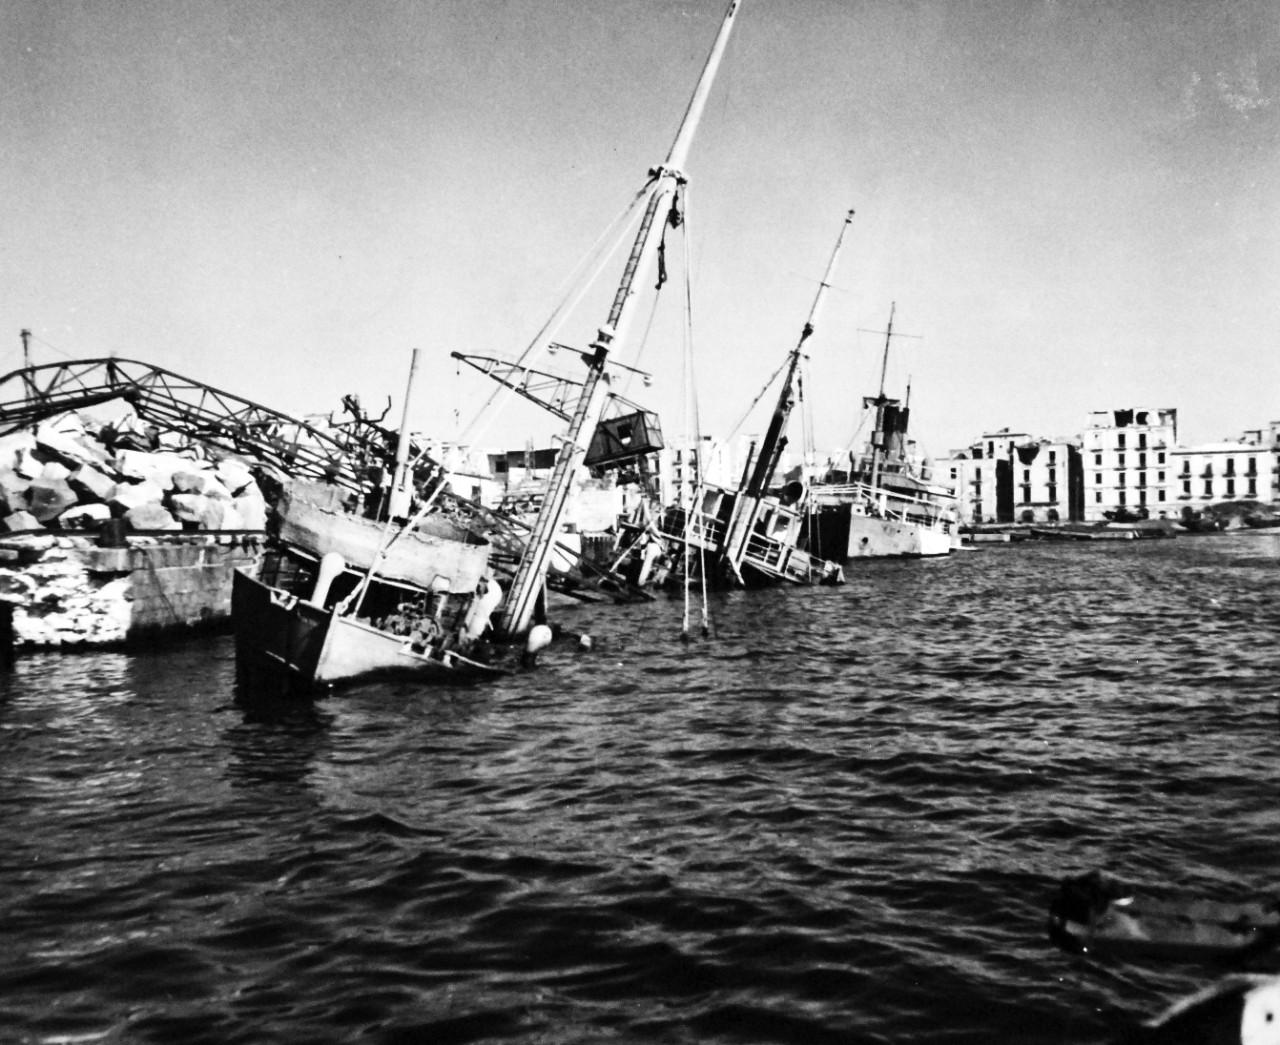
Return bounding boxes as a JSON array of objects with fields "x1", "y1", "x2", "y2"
[
  {"x1": 231, "y1": 569, "x2": 505, "y2": 698},
  {"x1": 806, "y1": 502, "x2": 953, "y2": 560}
]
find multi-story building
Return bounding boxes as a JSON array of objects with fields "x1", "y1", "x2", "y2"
[
  {"x1": 1081, "y1": 408, "x2": 1178, "y2": 521},
  {"x1": 1168, "y1": 433, "x2": 1280, "y2": 517},
  {"x1": 1009, "y1": 438, "x2": 1084, "y2": 523},
  {"x1": 1240, "y1": 422, "x2": 1280, "y2": 503},
  {"x1": 926, "y1": 407, "x2": 1280, "y2": 528},
  {"x1": 938, "y1": 429, "x2": 1032, "y2": 524},
  {"x1": 938, "y1": 454, "x2": 978, "y2": 526}
]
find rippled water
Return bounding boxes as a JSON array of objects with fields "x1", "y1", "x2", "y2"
[{"x1": 3, "y1": 534, "x2": 1280, "y2": 1044}]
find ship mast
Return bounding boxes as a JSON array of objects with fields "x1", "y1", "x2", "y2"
[
  {"x1": 862, "y1": 302, "x2": 922, "y2": 492},
  {"x1": 720, "y1": 209, "x2": 856, "y2": 583},
  {"x1": 867, "y1": 302, "x2": 895, "y2": 493},
  {"x1": 495, "y1": 0, "x2": 744, "y2": 640}
]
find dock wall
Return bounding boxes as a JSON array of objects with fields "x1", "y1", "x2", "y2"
[{"x1": 0, "y1": 535, "x2": 263, "y2": 648}]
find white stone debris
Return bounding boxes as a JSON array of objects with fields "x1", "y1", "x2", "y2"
[{"x1": 0, "y1": 409, "x2": 272, "y2": 647}]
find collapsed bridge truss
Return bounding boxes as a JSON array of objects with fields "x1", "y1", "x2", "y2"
[{"x1": 0, "y1": 357, "x2": 411, "y2": 496}]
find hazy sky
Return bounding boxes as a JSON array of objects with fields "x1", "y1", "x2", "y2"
[{"x1": 3, "y1": 0, "x2": 1277, "y2": 458}]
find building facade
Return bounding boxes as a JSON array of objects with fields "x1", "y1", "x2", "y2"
[
  {"x1": 1168, "y1": 430, "x2": 1280, "y2": 519},
  {"x1": 949, "y1": 408, "x2": 1280, "y2": 526},
  {"x1": 1081, "y1": 408, "x2": 1178, "y2": 521},
  {"x1": 1009, "y1": 439, "x2": 1084, "y2": 524},
  {"x1": 939, "y1": 429, "x2": 1033, "y2": 525}
]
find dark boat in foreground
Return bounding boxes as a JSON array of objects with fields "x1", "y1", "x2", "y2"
[
  {"x1": 231, "y1": 348, "x2": 513, "y2": 696},
  {"x1": 1048, "y1": 871, "x2": 1280, "y2": 965},
  {"x1": 232, "y1": 553, "x2": 507, "y2": 696}
]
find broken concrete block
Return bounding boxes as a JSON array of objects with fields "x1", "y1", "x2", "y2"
[
  {"x1": 221, "y1": 503, "x2": 246, "y2": 530},
  {"x1": 68, "y1": 464, "x2": 117, "y2": 504},
  {"x1": 115, "y1": 450, "x2": 201, "y2": 488},
  {"x1": 60, "y1": 504, "x2": 113, "y2": 529},
  {"x1": 14, "y1": 448, "x2": 44, "y2": 480},
  {"x1": 215, "y1": 459, "x2": 254, "y2": 494},
  {"x1": 233, "y1": 487, "x2": 266, "y2": 529},
  {"x1": 197, "y1": 499, "x2": 226, "y2": 530},
  {"x1": 124, "y1": 503, "x2": 179, "y2": 531},
  {"x1": 199, "y1": 476, "x2": 233, "y2": 500},
  {"x1": 34, "y1": 426, "x2": 103, "y2": 470},
  {"x1": 198, "y1": 499, "x2": 245, "y2": 531},
  {"x1": 2, "y1": 511, "x2": 41, "y2": 531},
  {"x1": 28, "y1": 477, "x2": 78, "y2": 522},
  {"x1": 172, "y1": 470, "x2": 232, "y2": 499},
  {"x1": 114, "y1": 450, "x2": 159, "y2": 482},
  {"x1": 171, "y1": 471, "x2": 205, "y2": 494},
  {"x1": 40, "y1": 461, "x2": 72, "y2": 483},
  {"x1": 169, "y1": 493, "x2": 210, "y2": 523},
  {"x1": 109, "y1": 479, "x2": 167, "y2": 516},
  {"x1": 0, "y1": 431, "x2": 36, "y2": 472},
  {"x1": 0, "y1": 471, "x2": 31, "y2": 516}
]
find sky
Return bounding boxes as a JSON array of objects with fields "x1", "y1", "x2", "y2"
[{"x1": 2, "y1": 0, "x2": 1277, "y2": 460}]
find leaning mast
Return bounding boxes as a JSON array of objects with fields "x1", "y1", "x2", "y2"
[
  {"x1": 719, "y1": 209, "x2": 856, "y2": 583},
  {"x1": 495, "y1": 0, "x2": 744, "y2": 640}
]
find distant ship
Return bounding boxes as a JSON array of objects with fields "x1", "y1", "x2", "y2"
[{"x1": 803, "y1": 304, "x2": 958, "y2": 560}]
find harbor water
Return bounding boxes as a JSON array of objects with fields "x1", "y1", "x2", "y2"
[{"x1": 3, "y1": 534, "x2": 1279, "y2": 1044}]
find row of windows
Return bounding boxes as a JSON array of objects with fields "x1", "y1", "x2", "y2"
[
  {"x1": 1019, "y1": 484, "x2": 1059, "y2": 504},
  {"x1": 1088, "y1": 470, "x2": 1264, "y2": 490},
  {"x1": 1182, "y1": 478, "x2": 1256, "y2": 497},
  {"x1": 1093, "y1": 471, "x2": 1165, "y2": 486},
  {"x1": 1090, "y1": 479, "x2": 1260, "y2": 502},
  {"x1": 1113, "y1": 432, "x2": 1156, "y2": 451},
  {"x1": 1091, "y1": 430, "x2": 1172, "y2": 453},
  {"x1": 1178, "y1": 459, "x2": 1257, "y2": 477},
  {"x1": 1094, "y1": 490, "x2": 1168, "y2": 505},
  {"x1": 1094, "y1": 452, "x2": 1167, "y2": 468}
]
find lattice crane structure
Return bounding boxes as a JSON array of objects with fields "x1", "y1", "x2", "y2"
[{"x1": 0, "y1": 358, "x2": 421, "y2": 496}]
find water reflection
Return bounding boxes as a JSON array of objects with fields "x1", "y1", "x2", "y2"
[{"x1": 222, "y1": 691, "x2": 334, "y2": 791}]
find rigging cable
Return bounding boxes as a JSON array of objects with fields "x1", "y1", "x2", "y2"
[
  {"x1": 723, "y1": 355, "x2": 788, "y2": 444},
  {"x1": 455, "y1": 175, "x2": 658, "y2": 448},
  {"x1": 678, "y1": 186, "x2": 711, "y2": 639}
]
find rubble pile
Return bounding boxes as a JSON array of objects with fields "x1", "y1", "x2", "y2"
[
  {"x1": 0, "y1": 538, "x2": 135, "y2": 646},
  {"x1": 0, "y1": 411, "x2": 269, "y2": 536}
]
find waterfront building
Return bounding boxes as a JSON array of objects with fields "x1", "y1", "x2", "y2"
[
  {"x1": 938, "y1": 429, "x2": 1033, "y2": 524},
  {"x1": 1009, "y1": 438, "x2": 1084, "y2": 524},
  {"x1": 947, "y1": 411, "x2": 1280, "y2": 526},
  {"x1": 1168, "y1": 429, "x2": 1280, "y2": 519},
  {"x1": 1081, "y1": 408, "x2": 1178, "y2": 521},
  {"x1": 938, "y1": 454, "x2": 979, "y2": 526}
]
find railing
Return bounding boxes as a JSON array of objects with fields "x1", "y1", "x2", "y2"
[
  {"x1": 742, "y1": 532, "x2": 839, "y2": 585},
  {"x1": 659, "y1": 507, "x2": 725, "y2": 550},
  {"x1": 810, "y1": 481, "x2": 955, "y2": 532},
  {"x1": 656, "y1": 506, "x2": 838, "y2": 584}
]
